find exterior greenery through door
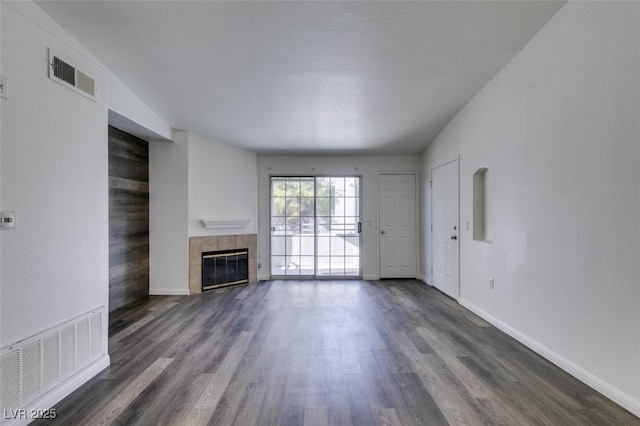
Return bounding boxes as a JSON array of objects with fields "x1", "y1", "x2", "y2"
[{"x1": 270, "y1": 176, "x2": 360, "y2": 276}]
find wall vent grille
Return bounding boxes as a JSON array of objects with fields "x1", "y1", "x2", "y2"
[
  {"x1": 0, "y1": 308, "x2": 105, "y2": 416},
  {"x1": 48, "y1": 49, "x2": 96, "y2": 101}
]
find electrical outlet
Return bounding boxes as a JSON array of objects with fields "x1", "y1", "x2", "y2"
[
  {"x1": 0, "y1": 76, "x2": 7, "y2": 99},
  {"x1": 489, "y1": 278, "x2": 495, "y2": 289}
]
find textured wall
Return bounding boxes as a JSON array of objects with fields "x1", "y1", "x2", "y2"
[
  {"x1": 149, "y1": 131, "x2": 258, "y2": 295},
  {"x1": 188, "y1": 133, "x2": 258, "y2": 237},
  {"x1": 421, "y1": 2, "x2": 640, "y2": 414},
  {"x1": 108, "y1": 73, "x2": 173, "y2": 142},
  {"x1": 148, "y1": 132, "x2": 189, "y2": 295},
  {"x1": 0, "y1": 4, "x2": 108, "y2": 346}
]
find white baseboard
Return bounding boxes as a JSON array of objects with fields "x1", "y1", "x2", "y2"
[
  {"x1": 3, "y1": 355, "x2": 110, "y2": 426},
  {"x1": 458, "y1": 299, "x2": 640, "y2": 418},
  {"x1": 417, "y1": 274, "x2": 431, "y2": 285},
  {"x1": 258, "y1": 274, "x2": 270, "y2": 281},
  {"x1": 149, "y1": 288, "x2": 190, "y2": 296}
]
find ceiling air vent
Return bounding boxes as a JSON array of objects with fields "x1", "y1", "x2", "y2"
[{"x1": 48, "y1": 49, "x2": 96, "y2": 102}]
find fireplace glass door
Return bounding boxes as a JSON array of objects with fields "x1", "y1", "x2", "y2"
[{"x1": 270, "y1": 176, "x2": 361, "y2": 277}]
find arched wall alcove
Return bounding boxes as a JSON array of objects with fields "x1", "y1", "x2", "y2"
[{"x1": 473, "y1": 167, "x2": 491, "y2": 242}]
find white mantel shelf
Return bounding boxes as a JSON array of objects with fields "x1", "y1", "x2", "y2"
[{"x1": 200, "y1": 219, "x2": 252, "y2": 229}]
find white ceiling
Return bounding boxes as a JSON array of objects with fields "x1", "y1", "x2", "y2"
[{"x1": 37, "y1": 1, "x2": 565, "y2": 154}]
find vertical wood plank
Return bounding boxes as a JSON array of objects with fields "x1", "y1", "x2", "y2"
[{"x1": 109, "y1": 126, "x2": 149, "y2": 312}]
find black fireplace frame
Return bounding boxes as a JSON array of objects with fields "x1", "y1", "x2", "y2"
[{"x1": 201, "y1": 248, "x2": 249, "y2": 291}]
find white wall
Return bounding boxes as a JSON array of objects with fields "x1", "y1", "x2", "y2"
[
  {"x1": 108, "y1": 72, "x2": 173, "y2": 142},
  {"x1": 188, "y1": 133, "x2": 258, "y2": 237},
  {"x1": 149, "y1": 131, "x2": 258, "y2": 294},
  {"x1": 5, "y1": 1, "x2": 173, "y2": 144},
  {"x1": 0, "y1": 2, "x2": 184, "y2": 416},
  {"x1": 421, "y1": 2, "x2": 640, "y2": 415},
  {"x1": 1, "y1": 1, "x2": 108, "y2": 346},
  {"x1": 258, "y1": 155, "x2": 421, "y2": 280},
  {"x1": 148, "y1": 131, "x2": 189, "y2": 295}
]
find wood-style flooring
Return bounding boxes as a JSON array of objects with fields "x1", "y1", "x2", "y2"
[{"x1": 37, "y1": 280, "x2": 639, "y2": 425}]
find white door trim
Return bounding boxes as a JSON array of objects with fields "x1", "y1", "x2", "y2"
[
  {"x1": 430, "y1": 156, "x2": 460, "y2": 299},
  {"x1": 421, "y1": 178, "x2": 432, "y2": 285},
  {"x1": 431, "y1": 157, "x2": 459, "y2": 172}
]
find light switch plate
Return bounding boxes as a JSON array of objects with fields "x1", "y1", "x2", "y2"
[
  {"x1": 0, "y1": 211, "x2": 16, "y2": 229},
  {"x1": 0, "y1": 76, "x2": 7, "y2": 99}
]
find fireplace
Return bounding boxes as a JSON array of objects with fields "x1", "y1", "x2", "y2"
[
  {"x1": 202, "y1": 249, "x2": 249, "y2": 291},
  {"x1": 189, "y1": 234, "x2": 258, "y2": 295}
]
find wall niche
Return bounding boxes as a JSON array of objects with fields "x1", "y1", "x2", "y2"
[{"x1": 473, "y1": 167, "x2": 493, "y2": 242}]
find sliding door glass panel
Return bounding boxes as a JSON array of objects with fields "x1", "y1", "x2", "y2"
[
  {"x1": 343, "y1": 177, "x2": 360, "y2": 275},
  {"x1": 270, "y1": 178, "x2": 286, "y2": 274},
  {"x1": 270, "y1": 177, "x2": 315, "y2": 276},
  {"x1": 271, "y1": 176, "x2": 360, "y2": 277},
  {"x1": 299, "y1": 178, "x2": 315, "y2": 275},
  {"x1": 315, "y1": 176, "x2": 360, "y2": 276},
  {"x1": 315, "y1": 177, "x2": 333, "y2": 276}
]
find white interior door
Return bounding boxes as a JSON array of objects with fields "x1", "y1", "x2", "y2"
[
  {"x1": 431, "y1": 159, "x2": 459, "y2": 298},
  {"x1": 379, "y1": 174, "x2": 417, "y2": 279}
]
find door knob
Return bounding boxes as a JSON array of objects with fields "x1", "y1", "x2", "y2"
[
  {"x1": 381, "y1": 230, "x2": 386, "y2": 235},
  {"x1": 450, "y1": 235, "x2": 457, "y2": 240}
]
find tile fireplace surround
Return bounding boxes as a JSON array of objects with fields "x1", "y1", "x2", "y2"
[{"x1": 189, "y1": 234, "x2": 258, "y2": 294}]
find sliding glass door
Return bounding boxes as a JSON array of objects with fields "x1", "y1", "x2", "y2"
[
  {"x1": 271, "y1": 177, "x2": 316, "y2": 276},
  {"x1": 270, "y1": 176, "x2": 361, "y2": 277}
]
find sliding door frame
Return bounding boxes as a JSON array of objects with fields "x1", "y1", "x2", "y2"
[{"x1": 269, "y1": 174, "x2": 362, "y2": 279}]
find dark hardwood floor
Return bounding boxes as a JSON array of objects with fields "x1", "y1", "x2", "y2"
[{"x1": 37, "y1": 280, "x2": 639, "y2": 425}]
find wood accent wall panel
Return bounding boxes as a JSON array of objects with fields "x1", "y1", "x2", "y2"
[{"x1": 108, "y1": 126, "x2": 149, "y2": 312}]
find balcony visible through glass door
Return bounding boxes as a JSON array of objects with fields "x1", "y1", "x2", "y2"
[{"x1": 270, "y1": 176, "x2": 361, "y2": 278}]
